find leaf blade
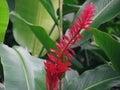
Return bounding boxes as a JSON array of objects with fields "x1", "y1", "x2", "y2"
[
  {"x1": 29, "y1": 25, "x2": 57, "y2": 53},
  {"x1": 92, "y1": 28, "x2": 120, "y2": 73},
  {"x1": 12, "y1": 0, "x2": 59, "y2": 56},
  {"x1": 0, "y1": 44, "x2": 46, "y2": 90},
  {"x1": 0, "y1": 0, "x2": 9, "y2": 42},
  {"x1": 39, "y1": 0, "x2": 58, "y2": 24},
  {"x1": 66, "y1": 64, "x2": 120, "y2": 90}
]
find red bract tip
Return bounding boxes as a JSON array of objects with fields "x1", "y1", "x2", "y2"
[
  {"x1": 44, "y1": 2, "x2": 95, "y2": 90},
  {"x1": 78, "y1": 2, "x2": 95, "y2": 30}
]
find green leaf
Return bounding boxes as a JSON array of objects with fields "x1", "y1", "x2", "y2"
[
  {"x1": 12, "y1": 12, "x2": 57, "y2": 55},
  {"x1": 39, "y1": 0, "x2": 58, "y2": 24},
  {"x1": 0, "y1": 44, "x2": 46, "y2": 90},
  {"x1": 69, "y1": 58, "x2": 84, "y2": 71},
  {"x1": 66, "y1": 64, "x2": 120, "y2": 90},
  {"x1": 63, "y1": 70, "x2": 79, "y2": 90},
  {"x1": 0, "y1": 0, "x2": 9, "y2": 43},
  {"x1": 92, "y1": 28, "x2": 120, "y2": 73},
  {"x1": 29, "y1": 25, "x2": 57, "y2": 53},
  {"x1": 12, "y1": 0, "x2": 59, "y2": 56},
  {"x1": 90, "y1": 50, "x2": 109, "y2": 63}
]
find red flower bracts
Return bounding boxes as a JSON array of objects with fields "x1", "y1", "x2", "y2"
[
  {"x1": 44, "y1": 2, "x2": 95, "y2": 90},
  {"x1": 44, "y1": 60, "x2": 71, "y2": 90}
]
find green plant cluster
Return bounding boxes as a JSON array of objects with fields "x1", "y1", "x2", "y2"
[{"x1": 0, "y1": 0, "x2": 120, "y2": 90}]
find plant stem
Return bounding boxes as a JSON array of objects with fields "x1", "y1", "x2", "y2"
[{"x1": 59, "y1": 0, "x2": 63, "y2": 40}]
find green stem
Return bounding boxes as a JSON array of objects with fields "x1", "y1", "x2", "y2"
[
  {"x1": 59, "y1": 0, "x2": 63, "y2": 40},
  {"x1": 49, "y1": 23, "x2": 56, "y2": 36}
]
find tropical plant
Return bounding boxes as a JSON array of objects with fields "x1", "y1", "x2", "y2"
[{"x1": 0, "y1": 0, "x2": 120, "y2": 90}]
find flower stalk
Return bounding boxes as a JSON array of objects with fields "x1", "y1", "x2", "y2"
[
  {"x1": 59, "y1": 0, "x2": 63, "y2": 40},
  {"x1": 59, "y1": 1, "x2": 63, "y2": 89}
]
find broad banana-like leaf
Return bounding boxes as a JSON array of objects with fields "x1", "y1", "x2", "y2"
[
  {"x1": 65, "y1": 64, "x2": 120, "y2": 90},
  {"x1": 0, "y1": 44, "x2": 46, "y2": 90},
  {"x1": 12, "y1": 0, "x2": 59, "y2": 56}
]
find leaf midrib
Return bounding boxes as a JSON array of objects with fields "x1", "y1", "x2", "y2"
[
  {"x1": 13, "y1": 48, "x2": 30, "y2": 90},
  {"x1": 93, "y1": 0, "x2": 113, "y2": 20},
  {"x1": 84, "y1": 76, "x2": 120, "y2": 90}
]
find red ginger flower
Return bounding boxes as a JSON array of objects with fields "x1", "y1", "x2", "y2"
[{"x1": 44, "y1": 2, "x2": 95, "y2": 90}]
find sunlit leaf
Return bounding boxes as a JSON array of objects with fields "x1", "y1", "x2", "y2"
[
  {"x1": 39, "y1": 0, "x2": 58, "y2": 24},
  {"x1": 0, "y1": 0, "x2": 9, "y2": 42},
  {"x1": 12, "y1": 0, "x2": 59, "y2": 56}
]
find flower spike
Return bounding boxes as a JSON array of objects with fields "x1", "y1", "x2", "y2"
[{"x1": 45, "y1": 2, "x2": 95, "y2": 90}]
